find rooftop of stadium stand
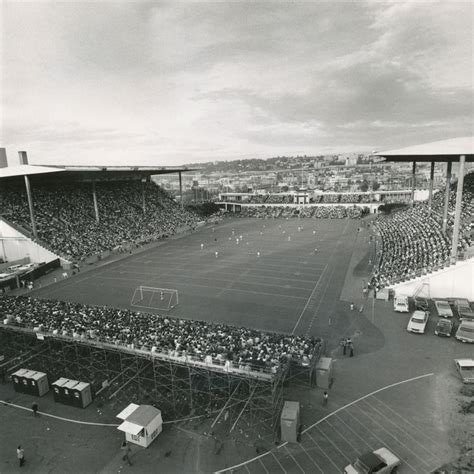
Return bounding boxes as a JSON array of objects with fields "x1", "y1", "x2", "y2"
[
  {"x1": 0, "y1": 163, "x2": 199, "y2": 182},
  {"x1": 377, "y1": 136, "x2": 474, "y2": 162}
]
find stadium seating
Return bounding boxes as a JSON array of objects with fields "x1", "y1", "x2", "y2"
[
  {"x1": 238, "y1": 205, "x2": 367, "y2": 219},
  {"x1": 371, "y1": 172, "x2": 473, "y2": 289},
  {"x1": 0, "y1": 181, "x2": 199, "y2": 262},
  {"x1": 0, "y1": 295, "x2": 322, "y2": 375}
]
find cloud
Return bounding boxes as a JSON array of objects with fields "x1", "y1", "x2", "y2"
[{"x1": 1, "y1": 1, "x2": 472, "y2": 165}]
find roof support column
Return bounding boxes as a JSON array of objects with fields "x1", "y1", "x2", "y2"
[
  {"x1": 142, "y1": 179, "x2": 146, "y2": 214},
  {"x1": 427, "y1": 161, "x2": 435, "y2": 216},
  {"x1": 450, "y1": 155, "x2": 465, "y2": 262},
  {"x1": 23, "y1": 175, "x2": 37, "y2": 239},
  {"x1": 178, "y1": 171, "x2": 183, "y2": 208},
  {"x1": 442, "y1": 161, "x2": 452, "y2": 233},
  {"x1": 410, "y1": 160, "x2": 416, "y2": 207},
  {"x1": 92, "y1": 181, "x2": 99, "y2": 223}
]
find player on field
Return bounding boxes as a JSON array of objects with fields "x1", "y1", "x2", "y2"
[
  {"x1": 201, "y1": 243, "x2": 204, "y2": 250},
  {"x1": 215, "y1": 251, "x2": 219, "y2": 258}
]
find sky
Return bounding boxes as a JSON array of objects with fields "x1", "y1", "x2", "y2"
[{"x1": 1, "y1": 1, "x2": 473, "y2": 166}]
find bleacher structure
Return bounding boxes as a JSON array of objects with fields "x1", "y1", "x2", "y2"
[{"x1": 0, "y1": 324, "x2": 322, "y2": 441}]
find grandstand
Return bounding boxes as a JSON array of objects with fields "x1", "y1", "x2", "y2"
[
  {"x1": 371, "y1": 137, "x2": 473, "y2": 299},
  {"x1": 0, "y1": 152, "x2": 199, "y2": 265},
  {"x1": 218, "y1": 189, "x2": 413, "y2": 214}
]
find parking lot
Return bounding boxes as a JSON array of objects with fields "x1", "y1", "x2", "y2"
[{"x1": 221, "y1": 295, "x2": 473, "y2": 474}]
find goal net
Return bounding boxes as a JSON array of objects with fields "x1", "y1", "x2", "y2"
[{"x1": 130, "y1": 286, "x2": 179, "y2": 311}]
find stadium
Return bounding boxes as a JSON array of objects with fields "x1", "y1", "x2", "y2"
[{"x1": 0, "y1": 138, "x2": 473, "y2": 473}]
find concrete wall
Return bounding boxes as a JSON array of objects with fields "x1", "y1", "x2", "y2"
[
  {"x1": 0, "y1": 219, "x2": 65, "y2": 264},
  {"x1": 391, "y1": 258, "x2": 474, "y2": 300}
]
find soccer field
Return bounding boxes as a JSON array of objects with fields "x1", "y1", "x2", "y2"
[{"x1": 32, "y1": 217, "x2": 365, "y2": 337}]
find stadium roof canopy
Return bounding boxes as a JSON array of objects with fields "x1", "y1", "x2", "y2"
[
  {"x1": 377, "y1": 136, "x2": 474, "y2": 162},
  {"x1": 0, "y1": 164, "x2": 66, "y2": 178},
  {"x1": 0, "y1": 164, "x2": 198, "y2": 181}
]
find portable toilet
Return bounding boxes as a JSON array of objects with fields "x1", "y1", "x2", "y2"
[
  {"x1": 29, "y1": 371, "x2": 49, "y2": 397},
  {"x1": 315, "y1": 357, "x2": 333, "y2": 389},
  {"x1": 280, "y1": 401, "x2": 300, "y2": 443},
  {"x1": 21, "y1": 370, "x2": 37, "y2": 395},
  {"x1": 12, "y1": 369, "x2": 28, "y2": 394},
  {"x1": 62, "y1": 380, "x2": 79, "y2": 406},
  {"x1": 52, "y1": 378, "x2": 70, "y2": 403},
  {"x1": 71, "y1": 382, "x2": 93, "y2": 408},
  {"x1": 117, "y1": 404, "x2": 163, "y2": 448}
]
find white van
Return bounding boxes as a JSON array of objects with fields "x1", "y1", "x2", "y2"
[{"x1": 394, "y1": 295, "x2": 409, "y2": 313}]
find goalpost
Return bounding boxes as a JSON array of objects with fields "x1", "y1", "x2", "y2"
[{"x1": 130, "y1": 286, "x2": 179, "y2": 311}]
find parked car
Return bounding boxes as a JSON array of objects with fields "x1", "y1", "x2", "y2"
[
  {"x1": 455, "y1": 359, "x2": 474, "y2": 383},
  {"x1": 407, "y1": 310, "x2": 430, "y2": 334},
  {"x1": 434, "y1": 299, "x2": 454, "y2": 318},
  {"x1": 454, "y1": 299, "x2": 474, "y2": 320},
  {"x1": 344, "y1": 448, "x2": 401, "y2": 474},
  {"x1": 414, "y1": 297, "x2": 429, "y2": 311},
  {"x1": 435, "y1": 318, "x2": 453, "y2": 337},
  {"x1": 455, "y1": 320, "x2": 474, "y2": 343},
  {"x1": 394, "y1": 295, "x2": 409, "y2": 313}
]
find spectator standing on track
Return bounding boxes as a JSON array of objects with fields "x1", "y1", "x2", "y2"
[
  {"x1": 345, "y1": 338, "x2": 352, "y2": 356},
  {"x1": 17, "y1": 445, "x2": 25, "y2": 467},
  {"x1": 32, "y1": 402, "x2": 39, "y2": 417},
  {"x1": 349, "y1": 341, "x2": 354, "y2": 357},
  {"x1": 121, "y1": 441, "x2": 132, "y2": 466},
  {"x1": 323, "y1": 391, "x2": 329, "y2": 406},
  {"x1": 342, "y1": 339, "x2": 347, "y2": 355}
]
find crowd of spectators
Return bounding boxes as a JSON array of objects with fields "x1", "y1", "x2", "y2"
[
  {"x1": 322, "y1": 194, "x2": 339, "y2": 203},
  {"x1": 248, "y1": 195, "x2": 268, "y2": 204},
  {"x1": 266, "y1": 195, "x2": 295, "y2": 204},
  {"x1": 238, "y1": 205, "x2": 367, "y2": 219},
  {"x1": 340, "y1": 194, "x2": 361, "y2": 203},
  {"x1": 428, "y1": 172, "x2": 474, "y2": 251},
  {"x1": 371, "y1": 172, "x2": 473, "y2": 289},
  {"x1": 0, "y1": 181, "x2": 200, "y2": 263},
  {"x1": 222, "y1": 193, "x2": 377, "y2": 205},
  {"x1": 0, "y1": 295, "x2": 322, "y2": 375}
]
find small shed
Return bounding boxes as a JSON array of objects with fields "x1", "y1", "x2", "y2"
[
  {"x1": 29, "y1": 371, "x2": 49, "y2": 396},
  {"x1": 52, "y1": 378, "x2": 70, "y2": 403},
  {"x1": 116, "y1": 403, "x2": 162, "y2": 448},
  {"x1": 280, "y1": 401, "x2": 300, "y2": 443},
  {"x1": 62, "y1": 380, "x2": 79, "y2": 406},
  {"x1": 315, "y1": 357, "x2": 333, "y2": 389},
  {"x1": 12, "y1": 369, "x2": 28, "y2": 394},
  {"x1": 21, "y1": 370, "x2": 37, "y2": 395},
  {"x1": 71, "y1": 382, "x2": 93, "y2": 408}
]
